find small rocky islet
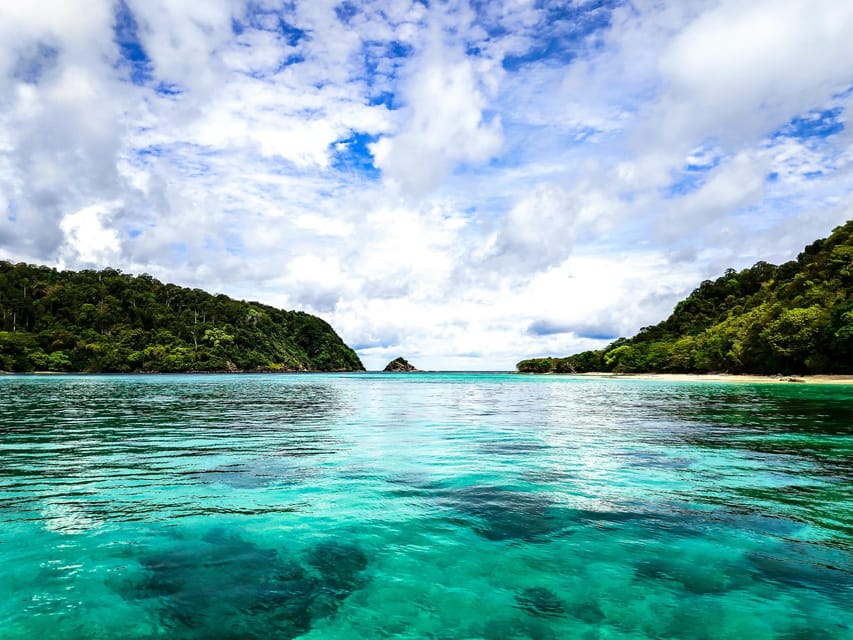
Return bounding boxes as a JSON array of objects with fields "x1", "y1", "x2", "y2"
[{"x1": 382, "y1": 357, "x2": 420, "y2": 372}]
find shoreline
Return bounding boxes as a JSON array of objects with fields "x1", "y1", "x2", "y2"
[
  {"x1": 556, "y1": 372, "x2": 853, "y2": 385},
  {"x1": 0, "y1": 369, "x2": 366, "y2": 375},
  {"x1": 3, "y1": 370, "x2": 853, "y2": 385}
]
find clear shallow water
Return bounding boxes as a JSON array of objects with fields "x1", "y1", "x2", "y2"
[{"x1": 1, "y1": 373, "x2": 852, "y2": 640}]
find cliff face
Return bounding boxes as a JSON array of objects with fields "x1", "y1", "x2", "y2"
[
  {"x1": 383, "y1": 357, "x2": 419, "y2": 372},
  {"x1": 0, "y1": 262, "x2": 365, "y2": 373},
  {"x1": 518, "y1": 220, "x2": 853, "y2": 375}
]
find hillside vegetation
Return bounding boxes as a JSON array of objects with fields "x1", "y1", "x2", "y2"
[
  {"x1": 0, "y1": 263, "x2": 364, "y2": 373},
  {"x1": 518, "y1": 220, "x2": 853, "y2": 375}
]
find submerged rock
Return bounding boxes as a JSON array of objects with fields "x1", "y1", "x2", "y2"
[
  {"x1": 515, "y1": 587, "x2": 567, "y2": 618},
  {"x1": 383, "y1": 357, "x2": 420, "y2": 372},
  {"x1": 115, "y1": 529, "x2": 369, "y2": 638},
  {"x1": 442, "y1": 485, "x2": 565, "y2": 542},
  {"x1": 306, "y1": 539, "x2": 369, "y2": 592}
]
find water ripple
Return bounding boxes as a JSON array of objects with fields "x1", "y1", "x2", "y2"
[{"x1": 1, "y1": 373, "x2": 852, "y2": 639}]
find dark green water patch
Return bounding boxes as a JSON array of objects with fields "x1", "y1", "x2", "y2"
[
  {"x1": 113, "y1": 528, "x2": 369, "y2": 639},
  {"x1": 441, "y1": 485, "x2": 566, "y2": 542},
  {"x1": 514, "y1": 586, "x2": 568, "y2": 618}
]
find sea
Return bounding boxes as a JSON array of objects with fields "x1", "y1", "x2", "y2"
[{"x1": 1, "y1": 373, "x2": 851, "y2": 639}]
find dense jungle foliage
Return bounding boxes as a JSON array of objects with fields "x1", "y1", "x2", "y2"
[
  {"x1": 518, "y1": 220, "x2": 853, "y2": 375},
  {"x1": 0, "y1": 264, "x2": 364, "y2": 372}
]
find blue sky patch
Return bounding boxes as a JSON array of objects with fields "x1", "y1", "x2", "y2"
[
  {"x1": 238, "y1": 3, "x2": 307, "y2": 46},
  {"x1": 774, "y1": 107, "x2": 844, "y2": 140},
  {"x1": 113, "y1": 0, "x2": 153, "y2": 86},
  {"x1": 502, "y1": 0, "x2": 619, "y2": 71},
  {"x1": 367, "y1": 91, "x2": 396, "y2": 109},
  {"x1": 272, "y1": 54, "x2": 306, "y2": 74},
  {"x1": 361, "y1": 40, "x2": 412, "y2": 94},
  {"x1": 131, "y1": 145, "x2": 163, "y2": 168},
  {"x1": 684, "y1": 142, "x2": 723, "y2": 171},
  {"x1": 278, "y1": 18, "x2": 307, "y2": 46},
  {"x1": 155, "y1": 82, "x2": 183, "y2": 96},
  {"x1": 662, "y1": 142, "x2": 723, "y2": 198},
  {"x1": 332, "y1": 133, "x2": 380, "y2": 178},
  {"x1": 662, "y1": 172, "x2": 705, "y2": 199},
  {"x1": 335, "y1": 1, "x2": 359, "y2": 24},
  {"x1": 466, "y1": 0, "x2": 509, "y2": 39},
  {"x1": 385, "y1": 40, "x2": 413, "y2": 59}
]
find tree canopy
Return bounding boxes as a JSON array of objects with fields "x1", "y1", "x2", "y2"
[
  {"x1": 0, "y1": 263, "x2": 364, "y2": 373},
  {"x1": 518, "y1": 220, "x2": 853, "y2": 375}
]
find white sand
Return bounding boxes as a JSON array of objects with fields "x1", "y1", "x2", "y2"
[{"x1": 566, "y1": 372, "x2": 853, "y2": 385}]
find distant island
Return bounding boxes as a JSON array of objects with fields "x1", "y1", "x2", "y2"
[
  {"x1": 518, "y1": 220, "x2": 853, "y2": 375},
  {"x1": 383, "y1": 357, "x2": 420, "y2": 372},
  {"x1": 0, "y1": 263, "x2": 364, "y2": 373}
]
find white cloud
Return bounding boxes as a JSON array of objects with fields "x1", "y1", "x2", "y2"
[
  {"x1": 657, "y1": 0, "x2": 853, "y2": 146},
  {"x1": 370, "y1": 40, "x2": 503, "y2": 196},
  {"x1": 658, "y1": 151, "x2": 770, "y2": 238},
  {"x1": 1, "y1": 0, "x2": 852, "y2": 370},
  {"x1": 59, "y1": 204, "x2": 121, "y2": 265}
]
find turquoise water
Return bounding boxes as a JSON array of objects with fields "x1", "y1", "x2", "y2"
[{"x1": 1, "y1": 373, "x2": 852, "y2": 639}]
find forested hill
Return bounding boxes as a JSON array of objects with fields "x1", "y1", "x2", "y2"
[
  {"x1": 518, "y1": 220, "x2": 853, "y2": 375},
  {"x1": 0, "y1": 262, "x2": 364, "y2": 373}
]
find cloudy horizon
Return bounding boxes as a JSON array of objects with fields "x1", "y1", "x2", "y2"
[{"x1": 1, "y1": 0, "x2": 852, "y2": 370}]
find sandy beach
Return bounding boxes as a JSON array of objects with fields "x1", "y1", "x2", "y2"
[{"x1": 567, "y1": 372, "x2": 853, "y2": 385}]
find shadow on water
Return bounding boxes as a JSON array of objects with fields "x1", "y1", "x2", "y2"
[{"x1": 113, "y1": 528, "x2": 369, "y2": 639}]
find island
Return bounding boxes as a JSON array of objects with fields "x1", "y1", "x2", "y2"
[
  {"x1": 383, "y1": 357, "x2": 420, "y2": 372},
  {"x1": 518, "y1": 220, "x2": 853, "y2": 375},
  {"x1": 0, "y1": 262, "x2": 364, "y2": 373}
]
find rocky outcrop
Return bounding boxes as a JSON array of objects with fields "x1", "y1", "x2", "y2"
[{"x1": 383, "y1": 357, "x2": 420, "y2": 372}]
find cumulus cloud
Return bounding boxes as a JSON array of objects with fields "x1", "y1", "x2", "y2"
[
  {"x1": 370, "y1": 42, "x2": 503, "y2": 197},
  {"x1": 656, "y1": 0, "x2": 853, "y2": 147},
  {"x1": 59, "y1": 204, "x2": 122, "y2": 265},
  {"x1": 0, "y1": 0, "x2": 851, "y2": 369}
]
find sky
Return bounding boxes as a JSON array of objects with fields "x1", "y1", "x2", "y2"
[{"x1": 0, "y1": 0, "x2": 852, "y2": 371}]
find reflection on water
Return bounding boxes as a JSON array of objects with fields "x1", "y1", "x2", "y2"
[{"x1": 0, "y1": 373, "x2": 852, "y2": 639}]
